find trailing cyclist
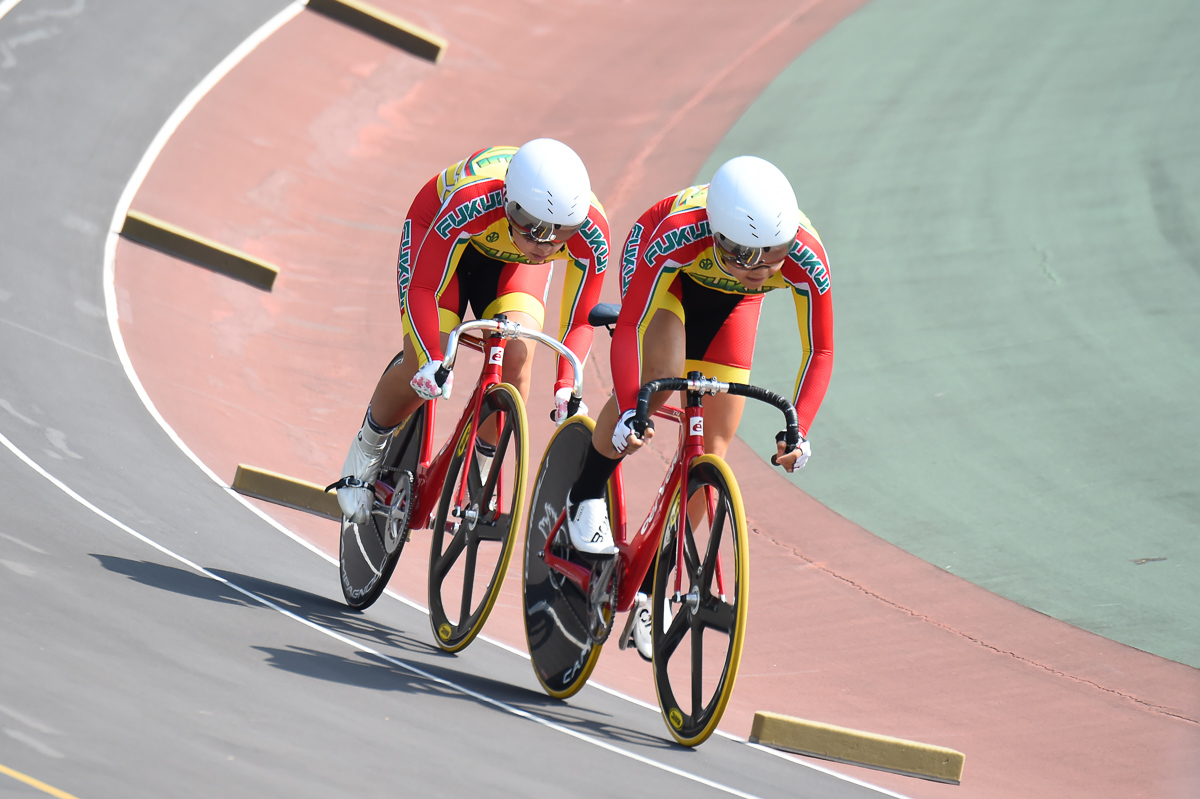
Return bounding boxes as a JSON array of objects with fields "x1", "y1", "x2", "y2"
[
  {"x1": 336, "y1": 139, "x2": 611, "y2": 524},
  {"x1": 564, "y1": 155, "x2": 834, "y2": 658}
]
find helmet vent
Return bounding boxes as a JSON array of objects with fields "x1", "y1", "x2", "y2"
[
  {"x1": 707, "y1": 155, "x2": 799, "y2": 249},
  {"x1": 505, "y1": 138, "x2": 592, "y2": 228}
]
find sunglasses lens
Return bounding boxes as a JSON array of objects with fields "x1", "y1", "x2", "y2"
[
  {"x1": 714, "y1": 233, "x2": 795, "y2": 270},
  {"x1": 714, "y1": 233, "x2": 764, "y2": 266},
  {"x1": 507, "y1": 202, "x2": 581, "y2": 243}
]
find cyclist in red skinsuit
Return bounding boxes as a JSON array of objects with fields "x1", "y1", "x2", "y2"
[
  {"x1": 609, "y1": 188, "x2": 833, "y2": 433},
  {"x1": 564, "y1": 155, "x2": 833, "y2": 659},
  {"x1": 335, "y1": 139, "x2": 611, "y2": 524}
]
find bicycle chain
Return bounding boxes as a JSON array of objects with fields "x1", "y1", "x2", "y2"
[
  {"x1": 590, "y1": 559, "x2": 619, "y2": 646},
  {"x1": 582, "y1": 556, "x2": 620, "y2": 646},
  {"x1": 544, "y1": 520, "x2": 616, "y2": 646}
]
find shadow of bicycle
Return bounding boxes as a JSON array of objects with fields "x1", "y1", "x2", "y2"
[
  {"x1": 91, "y1": 553, "x2": 683, "y2": 750},
  {"x1": 90, "y1": 554, "x2": 438, "y2": 657}
]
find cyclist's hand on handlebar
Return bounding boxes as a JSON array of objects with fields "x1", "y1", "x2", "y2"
[
  {"x1": 613, "y1": 408, "x2": 652, "y2": 454},
  {"x1": 774, "y1": 437, "x2": 811, "y2": 472},
  {"x1": 553, "y1": 387, "x2": 587, "y2": 425},
  {"x1": 411, "y1": 360, "x2": 453, "y2": 400}
]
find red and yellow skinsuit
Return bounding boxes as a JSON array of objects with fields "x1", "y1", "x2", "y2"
[
  {"x1": 614, "y1": 185, "x2": 833, "y2": 436},
  {"x1": 398, "y1": 145, "x2": 611, "y2": 393}
]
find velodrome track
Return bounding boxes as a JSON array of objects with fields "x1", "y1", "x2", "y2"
[
  {"x1": 0, "y1": 2, "x2": 899, "y2": 798},
  {"x1": 2, "y1": 1, "x2": 1197, "y2": 798}
]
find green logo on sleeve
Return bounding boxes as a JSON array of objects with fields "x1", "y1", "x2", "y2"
[
  {"x1": 579, "y1": 216, "x2": 609, "y2": 273},
  {"x1": 643, "y1": 220, "x2": 709, "y2": 266},
  {"x1": 789, "y1": 240, "x2": 830, "y2": 294},
  {"x1": 434, "y1": 189, "x2": 504, "y2": 239}
]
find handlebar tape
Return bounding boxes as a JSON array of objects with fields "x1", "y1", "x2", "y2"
[
  {"x1": 631, "y1": 378, "x2": 800, "y2": 468},
  {"x1": 434, "y1": 363, "x2": 452, "y2": 387}
]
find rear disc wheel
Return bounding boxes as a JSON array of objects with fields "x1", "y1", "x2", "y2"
[
  {"x1": 339, "y1": 404, "x2": 425, "y2": 610},
  {"x1": 522, "y1": 416, "x2": 615, "y2": 698}
]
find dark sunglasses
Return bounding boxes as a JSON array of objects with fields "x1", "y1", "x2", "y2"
[
  {"x1": 506, "y1": 201, "x2": 582, "y2": 244},
  {"x1": 713, "y1": 232, "x2": 794, "y2": 271}
]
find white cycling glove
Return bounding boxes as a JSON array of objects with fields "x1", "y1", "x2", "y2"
[
  {"x1": 791, "y1": 438, "x2": 812, "y2": 471},
  {"x1": 553, "y1": 387, "x2": 588, "y2": 425},
  {"x1": 410, "y1": 360, "x2": 452, "y2": 400},
  {"x1": 612, "y1": 408, "x2": 641, "y2": 454}
]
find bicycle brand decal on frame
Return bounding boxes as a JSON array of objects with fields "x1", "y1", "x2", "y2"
[
  {"x1": 690, "y1": 417, "x2": 704, "y2": 437},
  {"x1": 489, "y1": 347, "x2": 504, "y2": 364}
]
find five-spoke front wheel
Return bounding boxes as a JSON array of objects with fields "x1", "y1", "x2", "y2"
[
  {"x1": 427, "y1": 383, "x2": 528, "y2": 652},
  {"x1": 651, "y1": 454, "x2": 749, "y2": 747}
]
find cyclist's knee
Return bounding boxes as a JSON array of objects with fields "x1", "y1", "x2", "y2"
[
  {"x1": 502, "y1": 338, "x2": 533, "y2": 373},
  {"x1": 501, "y1": 351, "x2": 535, "y2": 401}
]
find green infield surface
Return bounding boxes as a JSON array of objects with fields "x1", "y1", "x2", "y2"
[{"x1": 706, "y1": 0, "x2": 1200, "y2": 667}]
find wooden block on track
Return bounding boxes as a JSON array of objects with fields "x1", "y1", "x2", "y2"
[
  {"x1": 306, "y1": 0, "x2": 446, "y2": 62},
  {"x1": 232, "y1": 464, "x2": 341, "y2": 521},
  {"x1": 749, "y1": 711, "x2": 965, "y2": 785},
  {"x1": 121, "y1": 211, "x2": 278, "y2": 291}
]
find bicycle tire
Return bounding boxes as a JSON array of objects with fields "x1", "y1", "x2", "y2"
[
  {"x1": 522, "y1": 416, "x2": 611, "y2": 699},
  {"x1": 338, "y1": 404, "x2": 426, "y2": 610},
  {"x1": 651, "y1": 454, "x2": 749, "y2": 746},
  {"x1": 427, "y1": 383, "x2": 528, "y2": 652}
]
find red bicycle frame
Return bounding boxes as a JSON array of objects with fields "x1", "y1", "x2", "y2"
[
  {"x1": 377, "y1": 315, "x2": 585, "y2": 538},
  {"x1": 541, "y1": 396, "x2": 717, "y2": 614},
  {"x1": 391, "y1": 331, "x2": 507, "y2": 532}
]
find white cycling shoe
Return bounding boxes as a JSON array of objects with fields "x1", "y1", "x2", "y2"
[
  {"x1": 566, "y1": 497, "x2": 618, "y2": 556},
  {"x1": 627, "y1": 591, "x2": 671, "y2": 662},
  {"x1": 336, "y1": 421, "x2": 391, "y2": 524}
]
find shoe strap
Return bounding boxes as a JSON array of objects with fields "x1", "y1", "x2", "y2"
[{"x1": 325, "y1": 476, "x2": 367, "y2": 492}]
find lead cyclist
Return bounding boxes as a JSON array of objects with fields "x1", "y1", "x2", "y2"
[
  {"x1": 564, "y1": 155, "x2": 835, "y2": 659},
  {"x1": 336, "y1": 139, "x2": 612, "y2": 525}
]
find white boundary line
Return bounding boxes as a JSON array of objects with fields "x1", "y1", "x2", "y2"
[
  {"x1": 101, "y1": 0, "x2": 332, "y2": 567},
  {"x1": 99, "y1": 0, "x2": 437, "y2": 620},
  {"x1": 0, "y1": 0, "x2": 25, "y2": 23},
  {"x1": 0, "y1": 431, "x2": 765, "y2": 799},
  {"x1": 93, "y1": 5, "x2": 910, "y2": 798}
]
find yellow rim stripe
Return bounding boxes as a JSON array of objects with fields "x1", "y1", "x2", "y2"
[
  {"x1": 306, "y1": 0, "x2": 447, "y2": 63},
  {"x1": 0, "y1": 763, "x2": 82, "y2": 799},
  {"x1": 749, "y1": 711, "x2": 966, "y2": 784}
]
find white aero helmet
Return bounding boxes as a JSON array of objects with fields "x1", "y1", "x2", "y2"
[
  {"x1": 504, "y1": 138, "x2": 591, "y2": 243},
  {"x1": 706, "y1": 155, "x2": 800, "y2": 266}
]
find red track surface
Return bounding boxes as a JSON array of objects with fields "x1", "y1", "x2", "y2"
[{"x1": 114, "y1": 2, "x2": 1200, "y2": 797}]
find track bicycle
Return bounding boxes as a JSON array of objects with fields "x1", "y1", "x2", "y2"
[
  {"x1": 334, "y1": 315, "x2": 584, "y2": 653},
  {"x1": 522, "y1": 309, "x2": 800, "y2": 746}
]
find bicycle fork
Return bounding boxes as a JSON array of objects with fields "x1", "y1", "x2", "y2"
[
  {"x1": 447, "y1": 334, "x2": 509, "y2": 533},
  {"x1": 672, "y1": 377, "x2": 734, "y2": 611}
]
